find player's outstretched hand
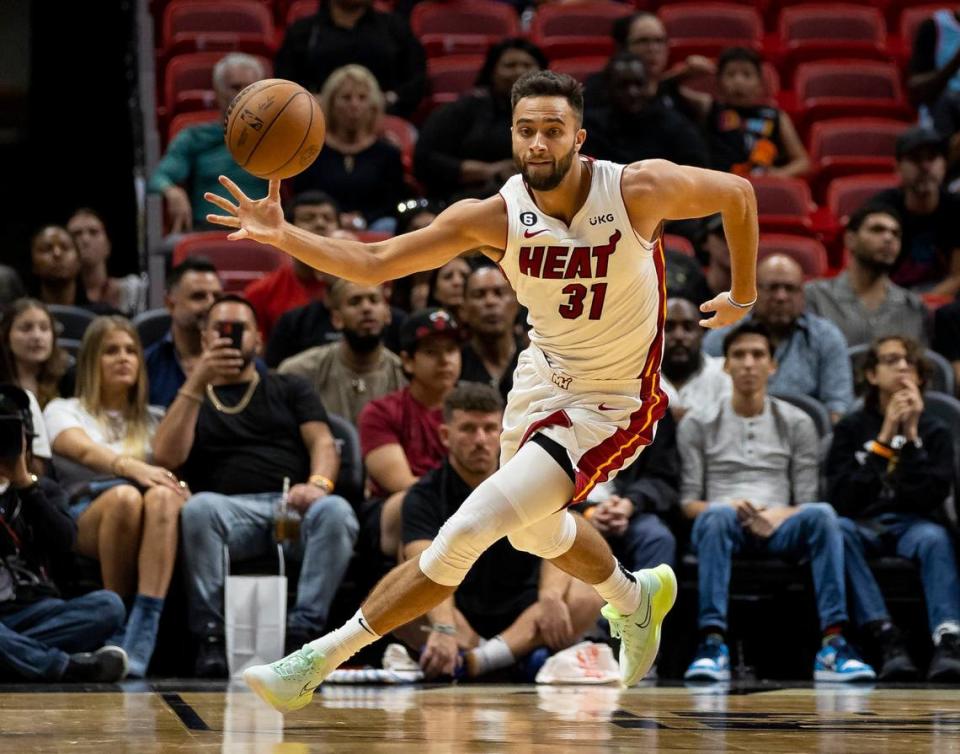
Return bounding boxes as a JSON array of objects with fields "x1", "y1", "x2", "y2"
[
  {"x1": 699, "y1": 291, "x2": 755, "y2": 329},
  {"x1": 205, "y1": 176, "x2": 284, "y2": 246}
]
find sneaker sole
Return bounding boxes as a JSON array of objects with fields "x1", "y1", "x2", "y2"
[
  {"x1": 684, "y1": 668, "x2": 731, "y2": 682},
  {"x1": 243, "y1": 667, "x2": 317, "y2": 714},
  {"x1": 814, "y1": 669, "x2": 876, "y2": 682},
  {"x1": 622, "y1": 564, "x2": 678, "y2": 687}
]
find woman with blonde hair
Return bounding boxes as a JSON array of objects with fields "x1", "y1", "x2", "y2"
[
  {"x1": 43, "y1": 316, "x2": 188, "y2": 677},
  {"x1": 0, "y1": 298, "x2": 69, "y2": 408},
  {"x1": 293, "y1": 64, "x2": 407, "y2": 232}
]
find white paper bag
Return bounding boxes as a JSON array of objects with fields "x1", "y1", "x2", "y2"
[{"x1": 224, "y1": 545, "x2": 287, "y2": 679}]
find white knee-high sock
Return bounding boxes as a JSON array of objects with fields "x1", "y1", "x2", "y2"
[
  {"x1": 594, "y1": 561, "x2": 642, "y2": 616},
  {"x1": 307, "y1": 609, "x2": 380, "y2": 669}
]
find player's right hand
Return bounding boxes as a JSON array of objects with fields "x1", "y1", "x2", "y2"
[{"x1": 205, "y1": 176, "x2": 285, "y2": 246}]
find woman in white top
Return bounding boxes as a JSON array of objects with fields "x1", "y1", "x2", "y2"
[{"x1": 44, "y1": 316, "x2": 188, "y2": 678}]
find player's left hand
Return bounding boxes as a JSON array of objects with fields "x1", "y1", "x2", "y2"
[{"x1": 699, "y1": 291, "x2": 756, "y2": 329}]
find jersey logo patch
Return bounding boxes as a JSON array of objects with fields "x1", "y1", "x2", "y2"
[
  {"x1": 523, "y1": 228, "x2": 548, "y2": 238},
  {"x1": 520, "y1": 211, "x2": 538, "y2": 227}
]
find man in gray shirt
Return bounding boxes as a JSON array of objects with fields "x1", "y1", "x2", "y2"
[
  {"x1": 806, "y1": 203, "x2": 928, "y2": 347},
  {"x1": 680, "y1": 321, "x2": 874, "y2": 683},
  {"x1": 703, "y1": 254, "x2": 853, "y2": 422}
]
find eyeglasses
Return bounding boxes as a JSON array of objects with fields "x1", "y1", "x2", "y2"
[
  {"x1": 876, "y1": 353, "x2": 917, "y2": 367},
  {"x1": 758, "y1": 282, "x2": 802, "y2": 294}
]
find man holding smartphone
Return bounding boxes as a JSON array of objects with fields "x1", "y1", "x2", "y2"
[
  {"x1": 0, "y1": 385, "x2": 128, "y2": 682},
  {"x1": 153, "y1": 295, "x2": 359, "y2": 678}
]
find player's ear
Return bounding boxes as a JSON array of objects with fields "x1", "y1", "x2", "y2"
[{"x1": 575, "y1": 127, "x2": 586, "y2": 152}]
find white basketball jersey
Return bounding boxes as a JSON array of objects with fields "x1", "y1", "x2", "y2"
[{"x1": 498, "y1": 158, "x2": 666, "y2": 383}]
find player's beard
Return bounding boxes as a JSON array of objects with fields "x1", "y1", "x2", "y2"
[{"x1": 516, "y1": 144, "x2": 576, "y2": 191}]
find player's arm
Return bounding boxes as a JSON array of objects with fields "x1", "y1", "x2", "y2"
[
  {"x1": 622, "y1": 160, "x2": 758, "y2": 328},
  {"x1": 205, "y1": 177, "x2": 506, "y2": 284}
]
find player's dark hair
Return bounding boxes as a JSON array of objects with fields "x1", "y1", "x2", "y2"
[
  {"x1": 167, "y1": 256, "x2": 219, "y2": 292},
  {"x1": 284, "y1": 190, "x2": 340, "y2": 223},
  {"x1": 443, "y1": 382, "x2": 504, "y2": 422},
  {"x1": 205, "y1": 293, "x2": 258, "y2": 325},
  {"x1": 476, "y1": 38, "x2": 548, "y2": 90},
  {"x1": 722, "y1": 320, "x2": 774, "y2": 358},
  {"x1": 717, "y1": 46, "x2": 762, "y2": 76},
  {"x1": 511, "y1": 71, "x2": 584, "y2": 125},
  {"x1": 611, "y1": 11, "x2": 658, "y2": 46},
  {"x1": 846, "y1": 202, "x2": 902, "y2": 233}
]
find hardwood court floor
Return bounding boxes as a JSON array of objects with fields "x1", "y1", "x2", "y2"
[{"x1": 2, "y1": 680, "x2": 960, "y2": 753}]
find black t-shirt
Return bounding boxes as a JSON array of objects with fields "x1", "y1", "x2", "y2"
[
  {"x1": 583, "y1": 102, "x2": 709, "y2": 168},
  {"x1": 934, "y1": 299, "x2": 960, "y2": 361},
  {"x1": 664, "y1": 249, "x2": 713, "y2": 305},
  {"x1": 871, "y1": 188, "x2": 960, "y2": 289},
  {"x1": 402, "y1": 459, "x2": 540, "y2": 626},
  {"x1": 182, "y1": 373, "x2": 329, "y2": 495},
  {"x1": 706, "y1": 101, "x2": 784, "y2": 175},
  {"x1": 458, "y1": 336, "x2": 523, "y2": 403}
]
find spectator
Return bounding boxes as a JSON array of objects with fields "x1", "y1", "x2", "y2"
[
  {"x1": 153, "y1": 295, "x2": 358, "y2": 676},
  {"x1": 0, "y1": 298, "x2": 69, "y2": 409},
  {"x1": 908, "y1": 10, "x2": 960, "y2": 114},
  {"x1": 458, "y1": 266, "x2": 521, "y2": 403},
  {"x1": 29, "y1": 225, "x2": 107, "y2": 312},
  {"x1": 0, "y1": 266, "x2": 24, "y2": 306},
  {"x1": 703, "y1": 254, "x2": 853, "y2": 422},
  {"x1": 292, "y1": 65, "x2": 406, "y2": 231},
  {"x1": 689, "y1": 47, "x2": 808, "y2": 177},
  {"x1": 243, "y1": 191, "x2": 340, "y2": 340},
  {"x1": 278, "y1": 279, "x2": 406, "y2": 424},
  {"x1": 398, "y1": 383, "x2": 603, "y2": 680},
  {"x1": 144, "y1": 258, "x2": 223, "y2": 408},
  {"x1": 827, "y1": 336, "x2": 960, "y2": 681},
  {"x1": 148, "y1": 53, "x2": 268, "y2": 233},
  {"x1": 43, "y1": 317, "x2": 188, "y2": 678},
  {"x1": 275, "y1": 0, "x2": 426, "y2": 118},
  {"x1": 414, "y1": 38, "x2": 544, "y2": 200},
  {"x1": 583, "y1": 53, "x2": 710, "y2": 168},
  {"x1": 358, "y1": 308, "x2": 460, "y2": 561},
  {"x1": 425, "y1": 257, "x2": 471, "y2": 323},
  {"x1": 660, "y1": 297, "x2": 731, "y2": 421},
  {"x1": 0, "y1": 385, "x2": 128, "y2": 682},
  {"x1": 805, "y1": 203, "x2": 928, "y2": 347},
  {"x1": 66, "y1": 208, "x2": 145, "y2": 317},
  {"x1": 389, "y1": 199, "x2": 443, "y2": 313},
  {"x1": 933, "y1": 299, "x2": 960, "y2": 394},
  {"x1": 680, "y1": 322, "x2": 874, "y2": 683},
  {"x1": 872, "y1": 127, "x2": 960, "y2": 296},
  {"x1": 694, "y1": 214, "x2": 733, "y2": 300}
]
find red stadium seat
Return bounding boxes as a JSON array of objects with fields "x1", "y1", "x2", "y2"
[
  {"x1": 380, "y1": 114, "x2": 418, "y2": 173},
  {"x1": 163, "y1": 52, "x2": 272, "y2": 117},
  {"x1": 776, "y1": 5, "x2": 889, "y2": 77},
  {"x1": 172, "y1": 232, "x2": 286, "y2": 292},
  {"x1": 808, "y1": 118, "x2": 907, "y2": 198},
  {"x1": 531, "y1": 1, "x2": 634, "y2": 40},
  {"x1": 538, "y1": 37, "x2": 615, "y2": 61},
  {"x1": 749, "y1": 176, "x2": 816, "y2": 235},
  {"x1": 663, "y1": 233, "x2": 696, "y2": 257},
  {"x1": 551, "y1": 56, "x2": 608, "y2": 83},
  {"x1": 659, "y1": 3, "x2": 764, "y2": 62},
  {"x1": 411, "y1": 0, "x2": 519, "y2": 57},
  {"x1": 758, "y1": 233, "x2": 828, "y2": 277},
  {"x1": 793, "y1": 61, "x2": 913, "y2": 136},
  {"x1": 825, "y1": 173, "x2": 901, "y2": 224},
  {"x1": 414, "y1": 55, "x2": 484, "y2": 122},
  {"x1": 161, "y1": 0, "x2": 275, "y2": 59},
  {"x1": 167, "y1": 109, "x2": 221, "y2": 145}
]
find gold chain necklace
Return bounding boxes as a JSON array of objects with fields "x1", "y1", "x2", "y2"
[{"x1": 205, "y1": 373, "x2": 260, "y2": 414}]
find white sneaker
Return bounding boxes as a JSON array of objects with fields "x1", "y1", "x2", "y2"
[
  {"x1": 601, "y1": 564, "x2": 677, "y2": 687},
  {"x1": 243, "y1": 645, "x2": 330, "y2": 713}
]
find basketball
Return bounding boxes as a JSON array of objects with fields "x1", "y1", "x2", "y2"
[{"x1": 224, "y1": 79, "x2": 325, "y2": 181}]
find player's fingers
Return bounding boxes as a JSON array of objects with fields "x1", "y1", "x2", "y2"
[
  {"x1": 228, "y1": 228, "x2": 249, "y2": 241},
  {"x1": 219, "y1": 174, "x2": 247, "y2": 202},
  {"x1": 699, "y1": 316, "x2": 719, "y2": 329},
  {"x1": 205, "y1": 192, "x2": 238, "y2": 215},
  {"x1": 207, "y1": 213, "x2": 240, "y2": 228},
  {"x1": 268, "y1": 180, "x2": 281, "y2": 202}
]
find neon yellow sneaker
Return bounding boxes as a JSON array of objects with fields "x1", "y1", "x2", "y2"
[
  {"x1": 243, "y1": 645, "x2": 330, "y2": 713},
  {"x1": 601, "y1": 563, "x2": 677, "y2": 687}
]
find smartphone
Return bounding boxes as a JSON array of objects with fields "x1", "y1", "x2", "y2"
[
  {"x1": 216, "y1": 320, "x2": 245, "y2": 350},
  {"x1": 0, "y1": 416, "x2": 24, "y2": 460}
]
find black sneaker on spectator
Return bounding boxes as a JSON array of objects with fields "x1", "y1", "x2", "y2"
[
  {"x1": 870, "y1": 625, "x2": 918, "y2": 681},
  {"x1": 195, "y1": 635, "x2": 228, "y2": 679},
  {"x1": 928, "y1": 634, "x2": 960, "y2": 682},
  {"x1": 63, "y1": 646, "x2": 128, "y2": 682}
]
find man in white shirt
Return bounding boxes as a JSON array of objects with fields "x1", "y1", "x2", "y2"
[{"x1": 660, "y1": 297, "x2": 731, "y2": 420}]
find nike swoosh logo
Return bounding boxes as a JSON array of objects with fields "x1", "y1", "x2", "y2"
[
  {"x1": 635, "y1": 598, "x2": 652, "y2": 630},
  {"x1": 359, "y1": 616, "x2": 377, "y2": 637},
  {"x1": 598, "y1": 403, "x2": 618, "y2": 411},
  {"x1": 523, "y1": 229, "x2": 548, "y2": 238}
]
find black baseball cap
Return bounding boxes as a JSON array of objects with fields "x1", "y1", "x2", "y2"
[
  {"x1": 399, "y1": 308, "x2": 461, "y2": 354},
  {"x1": 895, "y1": 126, "x2": 946, "y2": 160},
  {"x1": 0, "y1": 384, "x2": 30, "y2": 416}
]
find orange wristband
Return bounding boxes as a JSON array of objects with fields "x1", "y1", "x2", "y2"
[{"x1": 868, "y1": 441, "x2": 895, "y2": 460}]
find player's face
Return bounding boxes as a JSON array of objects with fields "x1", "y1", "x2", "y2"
[
  {"x1": 67, "y1": 212, "x2": 110, "y2": 267},
  {"x1": 99, "y1": 328, "x2": 140, "y2": 392},
  {"x1": 723, "y1": 334, "x2": 775, "y2": 394},
  {"x1": 31, "y1": 227, "x2": 80, "y2": 282},
  {"x1": 332, "y1": 283, "x2": 390, "y2": 337},
  {"x1": 405, "y1": 335, "x2": 461, "y2": 393},
  {"x1": 512, "y1": 97, "x2": 585, "y2": 192},
  {"x1": 443, "y1": 409, "x2": 502, "y2": 477},
  {"x1": 8, "y1": 307, "x2": 53, "y2": 367},
  {"x1": 847, "y1": 213, "x2": 901, "y2": 271},
  {"x1": 718, "y1": 61, "x2": 763, "y2": 106},
  {"x1": 168, "y1": 271, "x2": 222, "y2": 330},
  {"x1": 462, "y1": 268, "x2": 516, "y2": 337},
  {"x1": 492, "y1": 49, "x2": 541, "y2": 97},
  {"x1": 626, "y1": 16, "x2": 669, "y2": 78},
  {"x1": 292, "y1": 203, "x2": 340, "y2": 237},
  {"x1": 663, "y1": 300, "x2": 703, "y2": 369}
]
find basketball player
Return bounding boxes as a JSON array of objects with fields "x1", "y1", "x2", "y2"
[{"x1": 206, "y1": 71, "x2": 758, "y2": 712}]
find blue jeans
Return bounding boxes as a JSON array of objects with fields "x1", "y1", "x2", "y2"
[
  {"x1": 839, "y1": 514, "x2": 960, "y2": 633},
  {"x1": 180, "y1": 492, "x2": 359, "y2": 636},
  {"x1": 608, "y1": 512, "x2": 677, "y2": 571},
  {"x1": 0, "y1": 591, "x2": 125, "y2": 680},
  {"x1": 691, "y1": 503, "x2": 848, "y2": 632}
]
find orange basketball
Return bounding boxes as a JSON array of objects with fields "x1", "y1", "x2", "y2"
[{"x1": 224, "y1": 79, "x2": 325, "y2": 181}]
